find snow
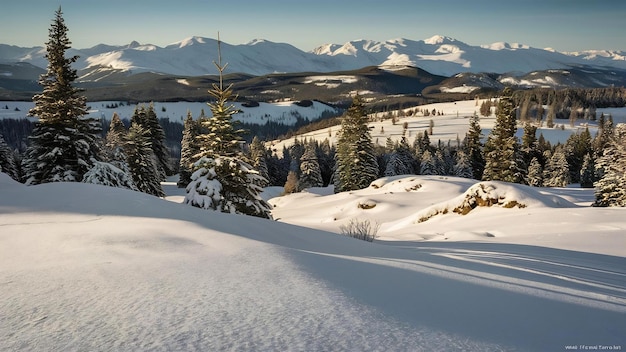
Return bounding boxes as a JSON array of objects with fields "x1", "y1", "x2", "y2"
[
  {"x1": 0, "y1": 100, "x2": 339, "y2": 126},
  {"x1": 269, "y1": 98, "x2": 626, "y2": 156},
  {"x1": 4, "y1": 35, "x2": 626, "y2": 78},
  {"x1": 1, "y1": 169, "x2": 625, "y2": 351}
]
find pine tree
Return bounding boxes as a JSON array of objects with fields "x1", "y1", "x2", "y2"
[
  {"x1": 465, "y1": 114, "x2": 484, "y2": 179},
  {"x1": 130, "y1": 104, "x2": 171, "y2": 181},
  {"x1": 419, "y1": 150, "x2": 438, "y2": 175},
  {"x1": 527, "y1": 157, "x2": 544, "y2": 187},
  {"x1": 125, "y1": 122, "x2": 164, "y2": 197},
  {"x1": 248, "y1": 136, "x2": 270, "y2": 188},
  {"x1": 184, "y1": 36, "x2": 271, "y2": 218},
  {"x1": 22, "y1": 7, "x2": 102, "y2": 185},
  {"x1": 334, "y1": 95, "x2": 379, "y2": 193},
  {"x1": 178, "y1": 111, "x2": 200, "y2": 188},
  {"x1": 383, "y1": 137, "x2": 415, "y2": 176},
  {"x1": 104, "y1": 112, "x2": 130, "y2": 173},
  {"x1": 593, "y1": 123, "x2": 626, "y2": 207},
  {"x1": 452, "y1": 150, "x2": 473, "y2": 179},
  {"x1": 298, "y1": 142, "x2": 323, "y2": 190},
  {"x1": 82, "y1": 160, "x2": 137, "y2": 190},
  {"x1": 0, "y1": 133, "x2": 19, "y2": 181},
  {"x1": 543, "y1": 146, "x2": 570, "y2": 187},
  {"x1": 483, "y1": 88, "x2": 524, "y2": 183},
  {"x1": 579, "y1": 153, "x2": 595, "y2": 188}
]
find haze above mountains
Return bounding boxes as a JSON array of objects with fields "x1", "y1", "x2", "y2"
[{"x1": 1, "y1": 34, "x2": 625, "y2": 78}]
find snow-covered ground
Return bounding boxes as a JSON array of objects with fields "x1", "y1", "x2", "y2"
[
  {"x1": 1, "y1": 172, "x2": 625, "y2": 351},
  {"x1": 268, "y1": 98, "x2": 626, "y2": 154},
  {"x1": 0, "y1": 99, "x2": 338, "y2": 125}
]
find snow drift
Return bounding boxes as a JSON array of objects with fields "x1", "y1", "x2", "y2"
[{"x1": 1, "y1": 173, "x2": 625, "y2": 351}]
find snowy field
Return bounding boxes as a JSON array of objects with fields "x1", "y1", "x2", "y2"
[
  {"x1": 0, "y1": 99, "x2": 339, "y2": 125},
  {"x1": 1, "y1": 173, "x2": 625, "y2": 351},
  {"x1": 268, "y1": 99, "x2": 626, "y2": 154}
]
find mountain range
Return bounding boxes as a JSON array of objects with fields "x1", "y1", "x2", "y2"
[{"x1": 1, "y1": 35, "x2": 625, "y2": 102}]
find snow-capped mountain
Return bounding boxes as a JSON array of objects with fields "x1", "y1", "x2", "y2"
[{"x1": 1, "y1": 35, "x2": 625, "y2": 79}]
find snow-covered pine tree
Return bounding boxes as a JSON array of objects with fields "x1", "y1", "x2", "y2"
[
  {"x1": 178, "y1": 110, "x2": 200, "y2": 188},
  {"x1": 482, "y1": 88, "x2": 524, "y2": 183},
  {"x1": 22, "y1": 7, "x2": 102, "y2": 185},
  {"x1": 593, "y1": 123, "x2": 626, "y2": 207},
  {"x1": 419, "y1": 149, "x2": 438, "y2": 175},
  {"x1": 452, "y1": 150, "x2": 473, "y2": 179},
  {"x1": 384, "y1": 137, "x2": 415, "y2": 176},
  {"x1": 0, "y1": 133, "x2": 19, "y2": 181},
  {"x1": 125, "y1": 122, "x2": 164, "y2": 197},
  {"x1": 579, "y1": 153, "x2": 595, "y2": 188},
  {"x1": 464, "y1": 114, "x2": 484, "y2": 179},
  {"x1": 184, "y1": 36, "x2": 271, "y2": 218},
  {"x1": 82, "y1": 160, "x2": 137, "y2": 190},
  {"x1": 130, "y1": 104, "x2": 171, "y2": 181},
  {"x1": 564, "y1": 127, "x2": 592, "y2": 183},
  {"x1": 334, "y1": 95, "x2": 379, "y2": 193},
  {"x1": 249, "y1": 136, "x2": 270, "y2": 187},
  {"x1": 104, "y1": 112, "x2": 131, "y2": 173},
  {"x1": 298, "y1": 141, "x2": 323, "y2": 190},
  {"x1": 527, "y1": 157, "x2": 544, "y2": 187},
  {"x1": 145, "y1": 103, "x2": 172, "y2": 179},
  {"x1": 543, "y1": 146, "x2": 570, "y2": 187}
]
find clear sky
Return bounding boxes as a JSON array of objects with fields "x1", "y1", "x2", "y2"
[{"x1": 1, "y1": 0, "x2": 625, "y2": 52}]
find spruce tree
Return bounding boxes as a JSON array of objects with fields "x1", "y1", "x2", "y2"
[
  {"x1": 334, "y1": 95, "x2": 379, "y2": 193},
  {"x1": 298, "y1": 141, "x2": 323, "y2": 190},
  {"x1": 419, "y1": 150, "x2": 438, "y2": 175},
  {"x1": 0, "y1": 133, "x2": 19, "y2": 181},
  {"x1": 452, "y1": 150, "x2": 473, "y2": 179},
  {"x1": 579, "y1": 153, "x2": 595, "y2": 188},
  {"x1": 22, "y1": 7, "x2": 101, "y2": 185},
  {"x1": 185, "y1": 37, "x2": 271, "y2": 218},
  {"x1": 249, "y1": 136, "x2": 270, "y2": 187},
  {"x1": 178, "y1": 110, "x2": 200, "y2": 188},
  {"x1": 104, "y1": 112, "x2": 130, "y2": 173},
  {"x1": 483, "y1": 88, "x2": 524, "y2": 183},
  {"x1": 527, "y1": 157, "x2": 544, "y2": 187},
  {"x1": 130, "y1": 104, "x2": 171, "y2": 181},
  {"x1": 465, "y1": 114, "x2": 484, "y2": 179},
  {"x1": 543, "y1": 146, "x2": 570, "y2": 187},
  {"x1": 593, "y1": 123, "x2": 626, "y2": 207},
  {"x1": 125, "y1": 122, "x2": 164, "y2": 197}
]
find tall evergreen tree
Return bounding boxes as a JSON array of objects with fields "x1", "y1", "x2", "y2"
[
  {"x1": 104, "y1": 112, "x2": 130, "y2": 172},
  {"x1": 593, "y1": 123, "x2": 626, "y2": 207},
  {"x1": 177, "y1": 110, "x2": 200, "y2": 188},
  {"x1": 130, "y1": 104, "x2": 171, "y2": 181},
  {"x1": 248, "y1": 136, "x2": 270, "y2": 188},
  {"x1": 527, "y1": 157, "x2": 544, "y2": 187},
  {"x1": 299, "y1": 141, "x2": 323, "y2": 190},
  {"x1": 185, "y1": 37, "x2": 271, "y2": 218},
  {"x1": 465, "y1": 114, "x2": 484, "y2": 179},
  {"x1": 579, "y1": 153, "x2": 595, "y2": 188},
  {"x1": 0, "y1": 133, "x2": 19, "y2": 181},
  {"x1": 22, "y1": 7, "x2": 102, "y2": 185},
  {"x1": 483, "y1": 88, "x2": 525, "y2": 183},
  {"x1": 334, "y1": 95, "x2": 379, "y2": 193},
  {"x1": 125, "y1": 122, "x2": 164, "y2": 197},
  {"x1": 543, "y1": 146, "x2": 570, "y2": 187},
  {"x1": 452, "y1": 150, "x2": 473, "y2": 179}
]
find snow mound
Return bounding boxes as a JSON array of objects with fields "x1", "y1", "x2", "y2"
[{"x1": 415, "y1": 181, "x2": 576, "y2": 223}]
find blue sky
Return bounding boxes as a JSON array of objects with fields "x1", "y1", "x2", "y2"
[{"x1": 1, "y1": 0, "x2": 625, "y2": 52}]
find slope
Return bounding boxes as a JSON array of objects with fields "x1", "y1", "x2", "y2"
[{"x1": 1, "y1": 172, "x2": 625, "y2": 351}]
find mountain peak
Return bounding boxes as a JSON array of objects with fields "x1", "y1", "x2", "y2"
[
  {"x1": 424, "y1": 35, "x2": 456, "y2": 45},
  {"x1": 127, "y1": 41, "x2": 141, "y2": 49}
]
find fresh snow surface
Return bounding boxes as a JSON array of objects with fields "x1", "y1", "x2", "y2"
[{"x1": 1, "y1": 170, "x2": 625, "y2": 351}]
